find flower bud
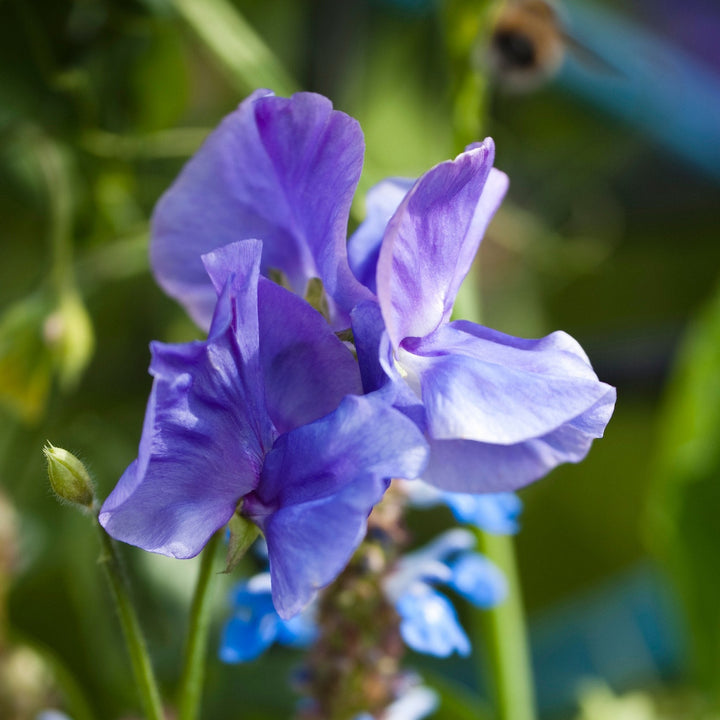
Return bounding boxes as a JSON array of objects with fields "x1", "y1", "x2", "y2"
[
  {"x1": 43, "y1": 444, "x2": 95, "y2": 509},
  {"x1": 44, "y1": 289, "x2": 94, "y2": 392}
]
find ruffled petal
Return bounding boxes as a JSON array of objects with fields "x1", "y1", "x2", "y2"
[
  {"x1": 151, "y1": 91, "x2": 371, "y2": 330},
  {"x1": 99, "y1": 246, "x2": 274, "y2": 558},
  {"x1": 246, "y1": 394, "x2": 429, "y2": 618},
  {"x1": 347, "y1": 177, "x2": 414, "y2": 293},
  {"x1": 376, "y1": 140, "x2": 508, "y2": 347},
  {"x1": 402, "y1": 322, "x2": 615, "y2": 445},
  {"x1": 421, "y1": 392, "x2": 616, "y2": 493}
]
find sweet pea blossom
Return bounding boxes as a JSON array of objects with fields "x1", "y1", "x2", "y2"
[
  {"x1": 350, "y1": 139, "x2": 616, "y2": 492},
  {"x1": 99, "y1": 240, "x2": 428, "y2": 618},
  {"x1": 132, "y1": 89, "x2": 614, "y2": 616},
  {"x1": 149, "y1": 89, "x2": 614, "y2": 496}
]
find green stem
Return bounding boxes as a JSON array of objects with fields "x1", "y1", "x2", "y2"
[
  {"x1": 474, "y1": 530, "x2": 536, "y2": 720},
  {"x1": 96, "y1": 524, "x2": 165, "y2": 720},
  {"x1": 178, "y1": 532, "x2": 221, "y2": 720}
]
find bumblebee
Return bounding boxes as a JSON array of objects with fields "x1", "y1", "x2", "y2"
[{"x1": 489, "y1": 0, "x2": 617, "y2": 90}]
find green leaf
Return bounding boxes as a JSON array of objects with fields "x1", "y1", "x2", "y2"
[
  {"x1": 171, "y1": 0, "x2": 296, "y2": 97},
  {"x1": 224, "y1": 512, "x2": 260, "y2": 574},
  {"x1": 647, "y1": 281, "x2": 720, "y2": 703}
]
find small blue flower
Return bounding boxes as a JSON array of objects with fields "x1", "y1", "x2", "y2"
[
  {"x1": 385, "y1": 529, "x2": 507, "y2": 658},
  {"x1": 400, "y1": 479, "x2": 522, "y2": 535},
  {"x1": 396, "y1": 584, "x2": 471, "y2": 657},
  {"x1": 219, "y1": 573, "x2": 316, "y2": 663},
  {"x1": 443, "y1": 491, "x2": 522, "y2": 534},
  {"x1": 448, "y1": 553, "x2": 508, "y2": 608}
]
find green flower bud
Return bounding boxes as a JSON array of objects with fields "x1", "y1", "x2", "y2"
[
  {"x1": 44, "y1": 289, "x2": 95, "y2": 392},
  {"x1": 43, "y1": 444, "x2": 95, "y2": 509}
]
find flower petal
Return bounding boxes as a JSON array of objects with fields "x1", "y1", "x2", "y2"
[
  {"x1": 257, "y1": 277, "x2": 362, "y2": 434},
  {"x1": 396, "y1": 584, "x2": 470, "y2": 657},
  {"x1": 99, "y1": 247, "x2": 274, "y2": 558},
  {"x1": 421, "y1": 393, "x2": 616, "y2": 493},
  {"x1": 376, "y1": 140, "x2": 508, "y2": 347},
  {"x1": 403, "y1": 322, "x2": 615, "y2": 445},
  {"x1": 219, "y1": 575, "x2": 280, "y2": 663},
  {"x1": 442, "y1": 491, "x2": 522, "y2": 534},
  {"x1": 247, "y1": 394, "x2": 429, "y2": 618},
  {"x1": 447, "y1": 552, "x2": 508, "y2": 608},
  {"x1": 351, "y1": 299, "x2": 397, "y2": 395},
  {"x1": 151, "y1": 91, "x2": 371, "y2": 330},
  {"x1": 347, "y1": 177, "x2": 414, "y2": 293}
]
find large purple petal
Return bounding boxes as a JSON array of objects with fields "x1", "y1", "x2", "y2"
[
  {"x1": 376, "y1": 140, "x2": 508, "y2": 347},
  {"x1": 401, "y1": 322, "x2": 614, "y2": 444},
  {"x1": 420, "y1": 392, "x2": 616, "y2": 493},
  {"x1": 151, "y1": 91, "x2": 371, "y2": 330},
  {"x1": 245, "y1": 394, "x2": 429, "y2": 618},
  {"x1": 347, "y1": 177, "x2": 414, "y2": 293},
  {"x1": 257, "y1": 277, "x2": 362, "y2": 434},
  {"x1": 99, "y1": 246, "x2": 275, "y2": 558}
]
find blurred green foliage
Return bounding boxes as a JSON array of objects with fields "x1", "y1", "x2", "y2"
[
  {"x1": 647, "y1": 280, "x2": 720, "y2": 707},
  {"x1": 1, "y1": 0, "x2": 720, "y2": 718}
]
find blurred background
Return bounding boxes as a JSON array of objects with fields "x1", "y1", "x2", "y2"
[{"x1": 1, "y1": 0, "x2": 720, "y2": 718}]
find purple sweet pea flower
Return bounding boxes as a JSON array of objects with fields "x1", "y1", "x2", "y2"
[
  {"x1": 350, "y1": 139, "x2": 616, "y2": 493},
  {"x1": 150, "y1": 90, "x2": 373, "y2": 331},
  {"x1": 100, "y1": 240, "x2": 428, "y2": 618}
]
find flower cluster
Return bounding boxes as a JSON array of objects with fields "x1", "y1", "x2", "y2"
[{"x1": 99, "y1": 90, "x2": 615, "y2": 621}]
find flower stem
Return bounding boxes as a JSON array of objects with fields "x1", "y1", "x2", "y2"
[
  {"x1": 178, "y1": 531, "x2": 221, "y2": 720},
  {"x1": 474, "y1": 530, "x2": 536, "y2": 720},
  {"x1": 96, "y1": 523, "x2": 165, "y2": 720}
]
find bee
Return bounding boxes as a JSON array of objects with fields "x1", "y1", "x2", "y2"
[{"x1": 489, "y1": 0, "x2": 618, "y2": 91}]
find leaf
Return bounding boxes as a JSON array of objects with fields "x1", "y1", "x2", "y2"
[
  {"x1": 171, "y1": 0, "x2": 296, "y2": 96},
  {"x1": 647, "y1": 280, "x2": 720, "y2": 701},
  {"x1": 224, "y1": 512, "x2": 260, "y2": 574}
]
